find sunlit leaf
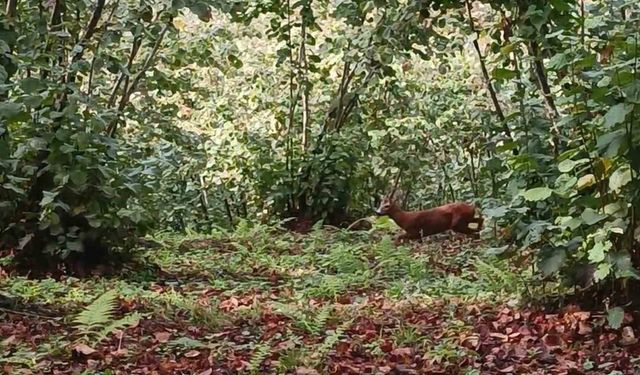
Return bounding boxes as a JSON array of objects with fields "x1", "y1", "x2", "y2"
[
  {"x1": 581, "y1": 208, "x2": 607, "y2": 226},
  {"x1": 522, "y1": 187, "x2": 553, "y2": 201},
  {"x1": 603, "y1": 103, "x2": 633, "y2": 128},
  {"x1": 609, "y1": 166, "x2": 632, "y2": 193},
  {"x1": 588, "y1": 241, "x2": 611, "y2": 263},
  {"x1": 576, "y1": 174, "x2": 596, "y2": 190},
  {"x1": 606, "y1": 306, "x2": 624, "y2": 329}
]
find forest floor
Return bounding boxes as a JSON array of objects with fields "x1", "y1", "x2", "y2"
[{"x1": 1, "y1": 222, "x2": 640, "y2": 375}]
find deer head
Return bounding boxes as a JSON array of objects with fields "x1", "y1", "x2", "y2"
[
  {"x1": 376, "y1": 169, "x2": 403, "y2": 216},
  {"x1": 375, "y1": 193, "x2": 396, "y2": 216}
]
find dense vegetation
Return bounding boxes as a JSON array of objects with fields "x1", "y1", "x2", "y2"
[{"x1": 2, "y1": 0, "x2": 640, "y2": 372}]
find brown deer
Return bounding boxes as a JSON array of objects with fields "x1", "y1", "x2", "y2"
[{"x1": 375, "y1": 192, "x2": 483, "y2": 243}]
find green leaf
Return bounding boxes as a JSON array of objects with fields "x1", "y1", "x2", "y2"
[
  {"x1": 603, "y1": 103, "x2": 633, "y2": 128},
  {"x1": 492, "y1": 68, "x2": 517, "y2": 80},
  {"x1": 609, "y1": 166, "x2": 632, "y2": 193},
  {"x1": 595, "y1": 263, "x2": 612, "y2": 282},
  {"x1": 556, "y1": 216, "x2": 581, "y2": 230},
  {"x1": 483, "y1": 206, "x2": 508, "y2": 219},
  {"x1": 70, "y1": 170, "x2": 88, "y2": 186},
  {"x1": 0, "y1": 102, "x2": 22, "y2": 119},
  {"x1": 189, "y1": 2, "x2": 211, "y2": 22},
  {"x1": 522, "y1": 187, "x2": 553, "y2": 201},
  {"x1": 168, "y1": 337, "x2": 208, "y2": 349},
  {"x1": 0, "y1": 139, "x2": 9, "y2": 159},
  {"x1": 23, "y1": 95, "x2": 43, "y2": 107},
  {"x1": 539, "y1": 249, "x2": 566, "y2": 277},
  {"x1": 558, "y1": 159, "x2": 576, "y2": 173},
  {"x1": 549, "y1": 0, "x2": 571, "y2": 11},
  {"x1": 40, "y1": 191, "x2": 59, "y2": 207},
  {"x1": 597, "y1": 129, "x2": 626, "y2": 157},
  {"x1": 554, "y1": 174, "x2": 577, "y2": 194},
  {"x1": 581, "y1": 208, "x2": 607, "y2": 226},
  {"x1": 2, "y1": 183, "x2": 25, "y2": 195},
  {"x1": 588, "y1": 241, "x2": 611, "y2": 263},
  {"x1": 19, "y1": 77, "x2": 45, "y2": 94},
  {"x1": 227, "y1": 54, "x2": 243, "y2": 69},
  {"x1": 529, "y1": 13, "x2": 547, "y2": 31},
  {"x1": 606, "y1": 306, "x2": 624, "y2": 329}
]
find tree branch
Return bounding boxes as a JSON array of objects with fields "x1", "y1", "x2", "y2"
[
  {"x1": 107, "y1": 36, "x2": 142, "y2": 107},
  {"x1": 70, "y1": 0, "x2": 105, "y2": 66},
  {"x1": 107, "y1": 22, "x2": 170, "y2": 137},
  {"x1": 528, "y1": 41, "x2": 559, "y2": 118}
]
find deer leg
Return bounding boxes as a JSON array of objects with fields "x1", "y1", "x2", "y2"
[
  {"x1": 453, "y1": 223, "x2": 479, "y2": 239},
  {"x1": 394, "y1": 231, "x2": 421, "y2": 245},
  {"x1": 470, "y1": 217, "x2": 484, "y2": 231},
  {"x1": 394, "y1": 233, "x2": 409, "y2": 245}
]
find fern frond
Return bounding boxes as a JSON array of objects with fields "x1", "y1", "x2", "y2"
[
  {"x1": 313, "y1": 321, "x2": 349, "y2": 366},
  {"x1": 312, "y1": 305, "x2": 332, "y2": 335},
  {"x1": 73, "y1": 290, "x2": 117, "y2": 328},
  {"x1": 95, "y1": 312, "x2": 141, "y2": 344},
  {"x1": 248, "y1": 341, "x2": 271, "y2": 374}
]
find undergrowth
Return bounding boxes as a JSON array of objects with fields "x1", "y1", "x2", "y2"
[{"x1": 0, "y1": 223, "x2": 530, "y2": 373}]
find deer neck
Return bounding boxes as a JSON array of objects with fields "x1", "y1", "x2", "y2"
[{"x1": 387, "y1": 205, "x2": 411, "y2": 230}]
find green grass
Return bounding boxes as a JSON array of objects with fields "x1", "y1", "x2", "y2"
[{"x1": 0, "y1": 223, "x2": 530, "y2": 373}]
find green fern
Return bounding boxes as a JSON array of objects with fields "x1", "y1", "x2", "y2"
[
  {"x1": 96, "y1": 312, "x2": 141, "y2": 343},
  {"x1": 272, "y1": 303, "x2": 333, "y2": 335},
  {"x1": 73, "y1": 290, "x2": 140, "y2": 346},
  {"x1": 313, "y1": 319, "x2": 350, "y2": 366},
  {"x1": 247, "y1": 341, "x2": 271, "y2": 374},
  {"x1": 311, "y1": 305, "x2": 332, "y2": 335},
  {"x1": 73, "y1": 290, "x2": 118, "y2": 329},
  {"x1": 475, "y1": 257, "x2": 520, "y2": 294}
]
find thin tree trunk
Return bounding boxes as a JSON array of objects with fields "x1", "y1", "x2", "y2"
[
  {"x1": 300, "y1": 19, "x2": 310, "y2": 151},
  {"x1": 528, "y1": 41, "x2": 560, "y2": 156},
  {"x1": 223, "y1": 197, "x2": 234, "y2": 228},
  {"x1": 198, "y1": 175, "x2": 210, "y2": 222},
  {"x1": 528, "y1": 41, "x2": 559, "y2": 117},
  {"x1": 5, "y1": 0, "x2": 17, "y2": 18},
  {"x1": 468, "y1": 147, "x2": 478, "y2": 196},
  {"x1": 465, "y1": 0, "x2": 511, "y2": 139},
  {"x1": 285, "y1": 0, "x2": 298, "y2": 212}
]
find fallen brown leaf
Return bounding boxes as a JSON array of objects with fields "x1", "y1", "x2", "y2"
[
  {"x1": 295, "y1": 367, "x2": 319, "y2": 375},
  {"x1": 73, "y1": 343, "x2": 97, "y2": 356},
  {"x1": 391, "y1": 347, "x2": 413, "y2": 357},
  {"x1": 620, "y1": 326, "x2": 638, "y2": 346},
  {"x1": 220, "y1": 296, "x2": 239, "y2": 311},
  {"x1": 185, "y1": 350, "x2": 201, "y2": 358},
  {"x1": 1, "y1": 335, "x2": 16, "y2": 346},
  {"x1": 577, "y1": 321, "x2": 592, "y2": 335},
  {"x1": 154, "y1": 331, "x2": 171, "y2": 343},
  {"x1": 111, "y1": 348, "x2": 128, "y2": 357},
  {"x1": 498, "y1": 365, "x2": 514, "y2": 373}
]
